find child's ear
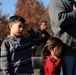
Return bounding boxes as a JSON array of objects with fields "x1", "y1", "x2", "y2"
[{"x1": 9, "y1": 23, "x2": 13, "y2": 29}]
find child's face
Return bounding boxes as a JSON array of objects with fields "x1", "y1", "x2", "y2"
[
  {"x1": 53, "y1": 46, "x2": 62, "y2": 57},
  {"x1": 9, "y1": 21, "x2": 24, "y2": 37}
]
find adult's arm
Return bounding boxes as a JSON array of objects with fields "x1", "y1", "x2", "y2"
[{"x1": 49, "y1": 0, "x2": 76, "y2": 28}]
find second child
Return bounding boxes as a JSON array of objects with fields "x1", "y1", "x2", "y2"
[{"x1": 41, "y1": 37, "x2": 63, "y2": 75}]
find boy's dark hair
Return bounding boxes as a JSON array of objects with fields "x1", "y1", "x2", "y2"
[{"x1": 8, "y1": 15, "x2": 26, "y2": 24}]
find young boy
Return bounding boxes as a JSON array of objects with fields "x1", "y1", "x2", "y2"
[{"x1": 1, "y1": 15, "x2": 36, "y2": 75}]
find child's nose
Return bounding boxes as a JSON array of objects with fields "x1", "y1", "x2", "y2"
[{"x1": 20, "y1": 28, "x2": 23, "y2": 31}]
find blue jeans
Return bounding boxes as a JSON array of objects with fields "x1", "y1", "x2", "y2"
[{"x1": 62, "y1": 56, "x2": 76, "y2": 75}]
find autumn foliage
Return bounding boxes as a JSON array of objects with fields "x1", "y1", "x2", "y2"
[
  {"x1": 15, "y1": 0, "x2": 51, "y2": 30},
  {"x1": 0, "y1": 15, "x2": 9, "y2": 39}
]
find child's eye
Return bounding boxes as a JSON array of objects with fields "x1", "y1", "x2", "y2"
[{"x1": 19, "y1": 25, "x2": 24, "y2": 28}]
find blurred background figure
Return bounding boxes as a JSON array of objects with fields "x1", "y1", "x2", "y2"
[{"x1": 35, "y1": 21, "x2": 50, "y2": 57}]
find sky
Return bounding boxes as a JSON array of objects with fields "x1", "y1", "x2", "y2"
[{"x1": 0, "y1": 0, "x2": 50, "y2": 17}]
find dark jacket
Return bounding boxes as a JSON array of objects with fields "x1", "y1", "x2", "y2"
[
  {"x1": 1, "y1": 35, "x2": 40, "y2": 75},
  {"x1": 35, "y1": 29, "x2": 50, "y2": 56},
  {"x1": 49, "y1": 0, "x2": 76, "y2": 55}
]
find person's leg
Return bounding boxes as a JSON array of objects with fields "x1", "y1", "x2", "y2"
[
  {"x1": 73, "y1": 56, "x2": 76, "y2": 75},
  {"x1": 62, "y1": 56, "x2": 75, "y2": 75}
]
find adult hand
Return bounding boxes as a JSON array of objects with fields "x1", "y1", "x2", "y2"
[{"x1": 42, "y1": 34, "x2": 46, "y2": 37}]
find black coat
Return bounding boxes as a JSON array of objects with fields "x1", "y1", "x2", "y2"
[{"x1": 35, "y1": 29, "x2": 50, "y2": 56}]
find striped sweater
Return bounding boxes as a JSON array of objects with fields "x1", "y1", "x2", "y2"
[{"x1": 1, "y1": 35, "x2": 34, "y2": 75}]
